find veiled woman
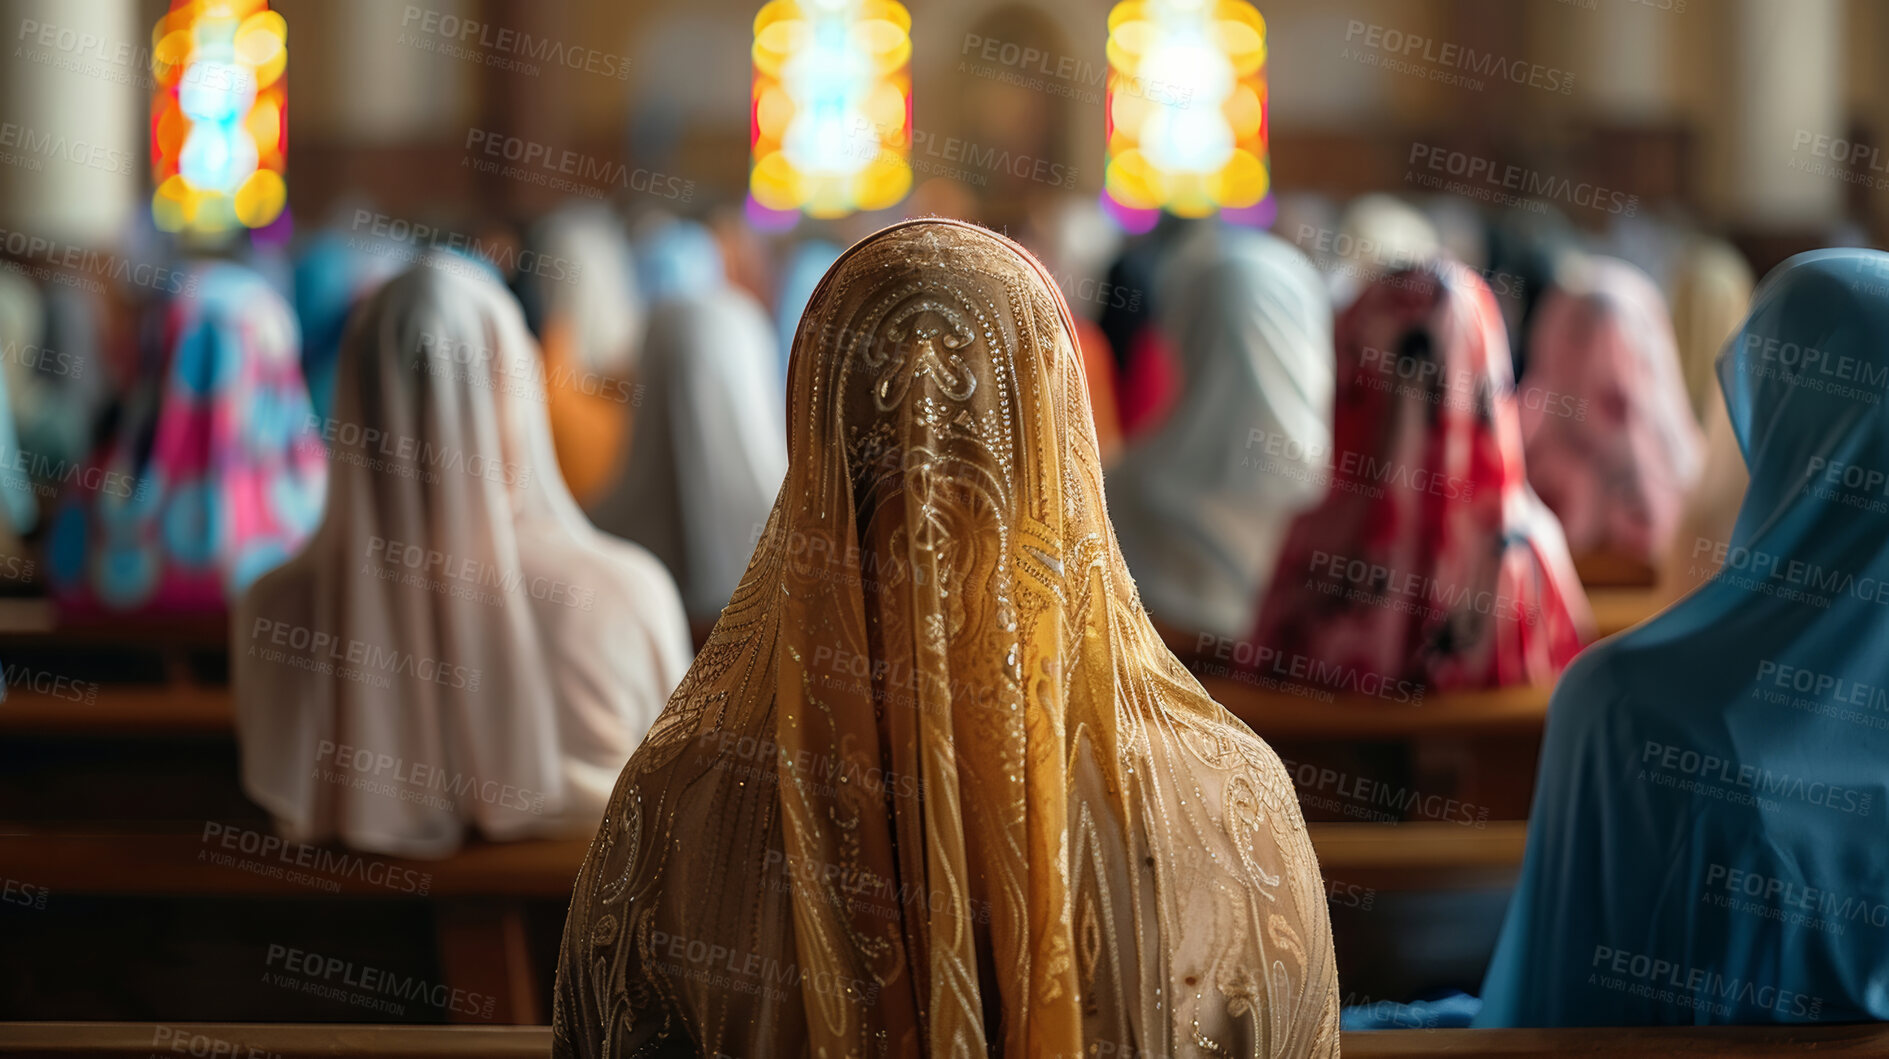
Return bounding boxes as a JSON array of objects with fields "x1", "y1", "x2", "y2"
[
  {"x1": 587, "y1": 282, "x2": 787, "y2": 627},
  {"x1": 1520, "y1": 255, "x2": 1704, "y2": 574},
  {"x1": 1480, "y1": 248, "x2": 1889, "y2": 1026},
  {"x1": 45, "y1": 262, "x2": 327, "y2": 615},
  {"x1": 1109, "y1": 226, "x2": 1334, "y2": 642},
  {"x1": 554, "y1": 220, "x2": 1340, "y2": 1056},
  {"x1": 236, "y1": 256, "x2": 692, "y2": 858},
  {"x1": 1251, "y1": 261, "x2": 1591, "y2": 693}
]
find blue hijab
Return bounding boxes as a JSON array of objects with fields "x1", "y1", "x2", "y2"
[
  {"x1": 773, "y1": 238, "x2": 840, "y2": 383},
  {"x1": 292, "y1": 232, "x2": 396, "y2": 419},
  {"x1": 1479, "y1": 248, "x2": 1889, "y2": 1026},
  {"x1": 630, "y1": 217, "x2": 724, "y2": 304}
]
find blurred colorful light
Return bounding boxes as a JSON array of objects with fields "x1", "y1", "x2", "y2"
[
  {"x1": 750, "y1": 0, "x2": 912, "y2": 219},
  {"x1": 151, "y1": 1, "x2": 287, "y2": 237},
  {"x1": 1104, "y1": 0, "x2": 1268, "y2": 222}
]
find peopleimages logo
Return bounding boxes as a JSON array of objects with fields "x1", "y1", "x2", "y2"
[
  {"x1": 1242, "y1": 427, "x2": 1478, "y2": 502},
  {"x1": 200, "y1": 822, "x2": 432, "y2": 895},
  {"x1": 1640, "y1": 739, "x2": 1872, "y2": 816},
  {"x1": 399, "y1": 6, "x2": 631, "y2": 80},
  {"x1": 265, "y1": 944, "x2": 495, "y2": 1018},
  {"x1": 0, "y1": 120, "x2": 135, "y2": 175},
  {"x1": 1703, "y1": 862, "x2": 1889, "y2": 932},
  {"x1": 1295, "y1": 224, "x2": 1528, "y2": 299},
  {"x1": 1406, "y1": 144, "x2": 1639, "y2": 217},
  {"x1": 1802, "y1": 455, "x2": 1889, "y2": 513},
  {"x1": 0, "y1": 227, "x2": 197, "y2": 295},
  {"x1": 249, "y1": 617, "x2": 483, "y2": 692},
  {"x1": 1735, "y1": 332, "x2": 1889, "y2": 404},
  {"x1": 1343, "y1": 20, "x2": 1575, "y2": 94},
  {"x1": 1590, "y1": 945, "x2": 1822, "y2": 1019},
  {"x1": 463, "y1": 129, "x2": 694, "y2": 203},
  {"x1": 1307, "y1": 549, "x2": 1542, "y2": 627},
  {"x1": 1192, "y1": 634, "x2": 1426, "y2": 704}
]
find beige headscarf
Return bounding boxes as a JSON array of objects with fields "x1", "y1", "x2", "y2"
[
  {"x1": 235, "y1": 256, "x2": 692, "y2": 858},
  {"x1": 553, "y1": 220, "x2": 1338, "y2": 1057},
  {"x1": 1659, "y1": 239, "x2": 1755, "y2": 598},
  {"x1": 1671, "y1": 236, "x2": 1754, "y2": 423}
]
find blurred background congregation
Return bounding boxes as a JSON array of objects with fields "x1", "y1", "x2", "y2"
[{"x1": 2, "y1": 0, "x2": 1888, "y2": 1049}]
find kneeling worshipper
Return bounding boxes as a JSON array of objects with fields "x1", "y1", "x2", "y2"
[
  {"x1": 1477, "y1": 249, "x2": 1889, "y2": 1026},
  {"x1": 552, "y1": 220, "x2": 1341, "y2": 1057},
  {"x1": 234, "y1": 256, "x2": 693, "y2": 859},
  {"x1": 1109, "y1": 226, "x2": 1334, "y2": 642},
  {"x1": 1520, "y1": 254, "x2": 1704, "y2": 576},
  {"x1": 587, "y1": 281, "x2": 787, "y2": 626},
  {"x1": 1250, "y1": 261, "x2": 1592, "y2": 693},
  {"x1": 45, "y1": 261, "x2": 327, "y2": 615}
]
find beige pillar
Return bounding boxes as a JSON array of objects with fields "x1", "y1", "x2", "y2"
[
  {"x1": 1729, "y1": 0, "x2": 1843, "y2": 229},
  {"x1": 0, "y1": 0, "x2": 142, "y2": 244}
]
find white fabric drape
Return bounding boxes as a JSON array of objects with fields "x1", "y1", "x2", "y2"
[
  {"x1": 589, "y1": 286, "x2": 787, "y2": 622},
  {"x1": 235, "y1": 256, "x2": 692, "y2": 858},
  {"x1": 1107, "y1": 227, "x2": 1335, "y2": 639}
]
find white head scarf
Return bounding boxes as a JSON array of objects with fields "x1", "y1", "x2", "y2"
[
  {"x1": 589, "y1": 286, "x2": 787, "y2": 622},
  {"x1": 518, "y1": 202, "x2": 645, "y2": 379},
  {"x1": 1331, "y1": 193, "x2": 1440, "y2": 307},
  {"x1": 235, "y1": 255, "x2": 692, "y2": 858},
  {"x1": 1107, "y1": 227, "x2": 1335, "y2": 639}
]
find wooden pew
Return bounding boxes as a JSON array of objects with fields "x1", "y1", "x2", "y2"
[
  {"x1": 0, "y1": 821, "x2": 1523, "y2": 1028},
  {"x1": 1205, "y1": 679, "x2": 1551, "y2": 740},
  {"x1": 1572, "y1": 552, "x2": 1659, "y2": 590},
  {"x1": 1589, "y1": 587, "x2": 1666, "y2": 639},
  {"x1": 1341, "y1": 1023, "x2": 1889, "y2": 1056},
  {"x1": 0, "y1": 825, "x2": 576, "y2": 1025},
  {"x1": 0, "y1": 598, "x2": 228, "y2": 647},
  {"x1": 0, "y1": 1022, "x2": 549, "y2": 1057},
  {"x1": 1308, "y1": 821, "x2": 1526, "y2": 892},
  {"x1": 0, "y1": 686, "x2": 231, "y2": 734},
  {"x1": 5, "y1": 1021, "x2": 1887, "y2": 1056},
  {"x1": 0, "y1": 822, "x2": 1523, "y2": 899}
]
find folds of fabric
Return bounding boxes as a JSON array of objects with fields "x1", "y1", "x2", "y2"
[
  {"x1": 1479, "y1": 248, "x2": 1889, "y2": 1027},
  {"x1": 588, "y1": 286, "x2": 787, "y2": 623},
  {"x1": 1251, "y1": 261, "x2": 1591, "y2": 693},
  {"x1": 45, "y1": 261, "x2": 326, "y2": 616},
  {"x1": 518, "y1": 204, "x2": 645, "y2": 505},
  {"x1": 234, "y1": 255, "x2": 691, "y2": 859},
  {"x1": 1109, "y1": 228, "x2": 1334, "y2": 642},
  {"x1": 553, "y1": 220, "x2": 1340, "y2": 1057},
  {"x1": 1521, "y1": 255, "x2": 1705, "y2": 569}
]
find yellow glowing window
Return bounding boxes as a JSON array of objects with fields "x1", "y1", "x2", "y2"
[
  {"x1": 1104, "y1": 0, "x2": 1268, "y2": 229},
  {"x1": 749, "y1": 0, "x2": 913, "y2": 224},
  {"x1": 151, "y1": 0, "x2": 288, "y2": 239}
]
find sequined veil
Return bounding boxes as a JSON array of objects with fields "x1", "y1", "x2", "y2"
[{"x1": 553, "y1": 220, "x2": 1340, "y2": 1057}]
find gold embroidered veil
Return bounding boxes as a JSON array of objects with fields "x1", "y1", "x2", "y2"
[{"x1": 553, "y1": 219, "x2": 1339, "y2": 1058}]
